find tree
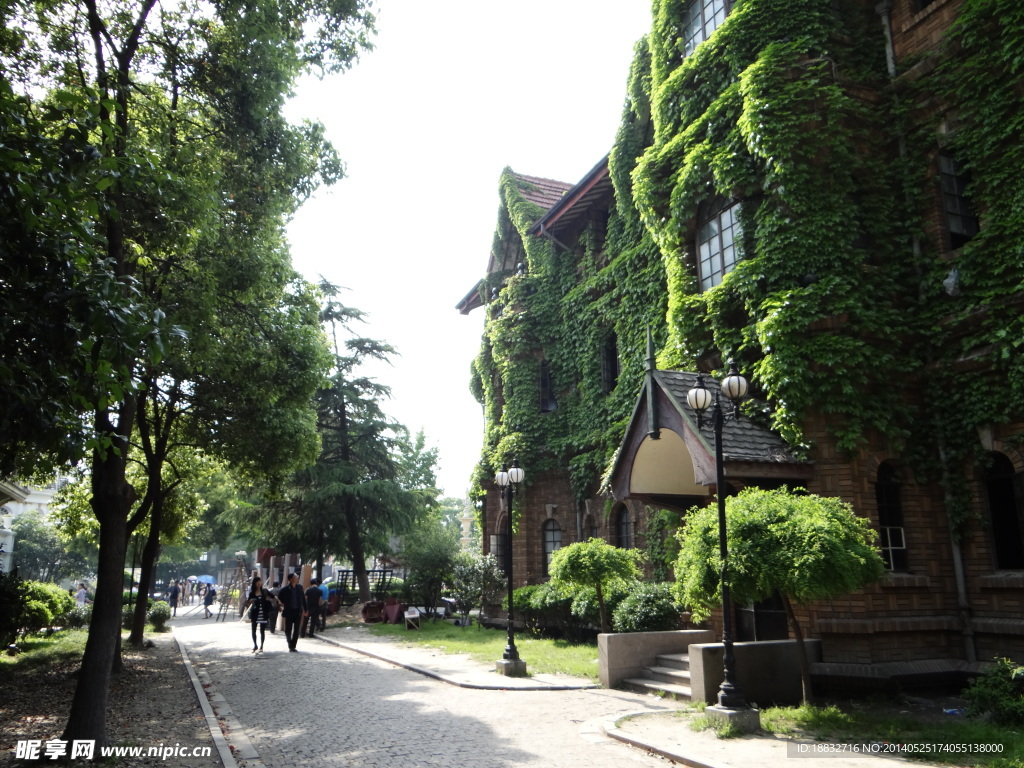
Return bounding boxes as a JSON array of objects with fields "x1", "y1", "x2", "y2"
[
  {"x1": 0, "y1": 0, "x2": 375, "y2": 747},
  {"x1": 548, "y1": 538, "x2": 642, "y2": 634},
  {"x1": 674, "y1": 487, "x2": 886, "y2": 703},
  {"x1": 401, "y1": 518, "x2": 460, "y2": 620},
  {"x1": 450, "y1": 552, "x2": 504, "y2": 627},
  {"x1": 0, "y1": 80, "x2": 144, "y2": 478},
  {"x1": 238, "y1": 289, "x2": 435, "y2": 598},
  {"x1": 10, "y1": 510, "x2": 93, "y2": 583}
]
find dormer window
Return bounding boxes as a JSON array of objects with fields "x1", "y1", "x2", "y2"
[
  {"x1": 697, "y1": 198, "x2": 743, "y2": 291},
  {"x1": 682, "y1": 0, "x2": 731, "y2": 58}
]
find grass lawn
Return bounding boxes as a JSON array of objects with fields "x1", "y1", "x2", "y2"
[
  {"x1": 361, "y1": 618, "x2": 601, "y2": 681},
  {"x1": 0, "y1": 628, "x2": 90, "y2": 670},
  {"x1": 758, "y1": 703, "x2": 1023, "y2": 768}
]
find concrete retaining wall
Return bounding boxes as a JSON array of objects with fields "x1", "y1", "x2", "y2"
[
  {"x1": 690, "y1": 638, "x2": 823, "y2": 706},
  {"x1": 598, "y1": 630, "x2": 715, "y2": 688}
]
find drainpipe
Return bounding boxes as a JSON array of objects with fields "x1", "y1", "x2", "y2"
[{"x1": 877, "y1": 0, "x2": 976, "y2": 663}]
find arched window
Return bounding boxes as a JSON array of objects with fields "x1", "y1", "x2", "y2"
[
  {"x1": 542, "y1": 519, "x2": 562, "y2": 576},
  {"x1": 985, "y1": 452, "x2": 1024, "y2": 569},
  {"x1": 615, "y1": 505, "x2": 632, "y2": 549},
  {"x1": 876, "y1": 462, "x2": 907, "y2": 571}
]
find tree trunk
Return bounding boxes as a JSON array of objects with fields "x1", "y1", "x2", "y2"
[
  {"x1": 781, "y1": 593, "x2": 813, "y2": 704},
  {"x1": 128, "y1": 510, "x2": 161, "y2": 645},
  {"x1": 596, "y1": 582, "x2": 609, "y2": 634},
  {"x1": 343, "y1": 499, "x2": 371, "y2": 601},
  {"x1": 61, "y1": 420, "x2": 135, "y2": 747}
]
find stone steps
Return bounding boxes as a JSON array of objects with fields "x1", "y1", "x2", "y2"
[{"x1": 620, "y1": 652, "x2": 694, "y2": 700}]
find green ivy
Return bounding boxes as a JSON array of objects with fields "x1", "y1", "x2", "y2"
[{"x1": 471, "y1": 0, "x2": 1024, "y2": 538}]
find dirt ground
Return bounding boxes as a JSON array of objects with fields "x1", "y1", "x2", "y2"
[{"x1": 1, "y1": 631, "x2": 219, "y2": 767}]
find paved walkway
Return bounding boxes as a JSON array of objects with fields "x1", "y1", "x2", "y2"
[{"x1": 172, "y1": 610, "x2": 943, "y2": 768}]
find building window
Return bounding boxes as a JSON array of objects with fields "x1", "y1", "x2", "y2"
[
  {"x1": 539, "y1": 360, "x2": 557, "y2": 413},
  {"x1": 938, "y1": 154, "x2": 979, "y2": 250},
  {"x1": 542, "y1": 519, "x2": 562, "y2": 576},
  {"x1": 876, "y1": 462, "x2": 908, "y2": 571},
  {"x1": 914, "y1": 0, "x2": 939, "y2": 11},
  {"x1": 984, "y1": 452, "x2": 1024, "y2": 570},
  {"x1": 615, "y1": 505, "x2": 632, "y2": 549},
  {"x1": 697, "y1": 198, "x2": 742, "y2": 291},
  {"x1": 490, "y1": 530, "x2": 509, "y2": 575},
  {"x1": 601, "y1": 333, "x2": 620, "y2": 395},
  {"x1": 682, "y1": 0, "x2": 730, "y2": 58}
]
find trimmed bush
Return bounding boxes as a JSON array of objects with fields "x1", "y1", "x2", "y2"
[
  {"x1": 24, "y1": 581, "x2": 73, "y2": 634},
  {"x1": 612, "y1": 582, "x2": 684, "y2": 633},
  {"x1": 148, "y1": 602, "x2": 172, "y2": 632},
  {"x1": 22, "y1": 599, "x2": 54, "y2": 635},
  {"x1": 570, "y1": 581, "x2": 630, "y2": 629}
]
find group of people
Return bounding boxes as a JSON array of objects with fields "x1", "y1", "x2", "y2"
[{"x1": 243, "y1": 573, "x2": 328, "y2": 653}]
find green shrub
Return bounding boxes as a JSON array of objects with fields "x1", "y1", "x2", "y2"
[
  {"x1": 123, "y1": 590, "x2": 153, "y2": 608},
  {"x1": 148, "y1": 602, "x2": 172, "y2": 632},
  {"x1": 25, "y1": 581, "x2": 74, "y2": 626},
  {"x1": 612, "y1": 581, "x2": 684, "y2": 633},
  {"x1": 63, "y1": 604, "x2": 92, "y2": 629},
  {"x1": 570, "y1": 581, "x2": 630, "y2": 628},
  {"x1": 964, "y1": 658, "x2": 1024, "y2": 725},
  {"x1": 122, "y1": 605, "x2": 135, "y2": 630},
  {"x1": 0, "y1": 571, "x2": 27, "y2": 645},
  {"x1": 22, "y1": 599, "x2": 54, "y2": 635},
  {"x1": 507, "y1": 583, "x2": 592, "y2": 641}
]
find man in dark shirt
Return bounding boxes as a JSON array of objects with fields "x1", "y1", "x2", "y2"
[
  {"x1": 277, "y1": 573, "x2": 307, "y2": 651},
  {"x1": 302, "y1": 578, "x2": 322, "y2": 639}
]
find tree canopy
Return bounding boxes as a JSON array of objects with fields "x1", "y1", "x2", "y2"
[
  {"x1": 549, "y1": 538, "x2": 642, "y2": 634},
  {"x1": 0, "y1": 0, "x2": 375, "y2": 747},
  {"x1": 674, "y1": 487, "x2": 885, "y2": 701}
]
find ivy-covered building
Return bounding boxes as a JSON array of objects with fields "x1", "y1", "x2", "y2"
[{"x1": 460, "y1": 0, "x2": 1024, "y2": 688}]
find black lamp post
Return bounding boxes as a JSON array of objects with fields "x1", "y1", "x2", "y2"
[
  {"x1": 687, "y1": 360, "x2": 750, "y2": 710},
  {"x1": 495, "y1": 460, "x2": 526, "y2": 674}
]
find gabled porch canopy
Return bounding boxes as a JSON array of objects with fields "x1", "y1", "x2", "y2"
[{"x1": 609, "y1": 366, "x2": 812, "y2": 511}]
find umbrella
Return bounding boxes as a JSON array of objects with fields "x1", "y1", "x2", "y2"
[
  {"x1": 196, "y1": 574, "x2": 216, "y2": 584},
  {"x1": 186, "y1": 575, "x2": 198, "y2": 582}
]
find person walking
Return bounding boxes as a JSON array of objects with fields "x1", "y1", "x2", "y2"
[
  {"x1": 203, "y1": 583, "x2": 217, "y2": 618},
  {"x1": 242, "y1": 576, "x2": 275, "y2": 653},
  {"x1": 75, "y1": 583, "x2": 89, "y2": 607},
  {"x1": 268, "y1": 580, "x2": 281, "y2": 633},
  {"x1": 318, "y1": 578, "x2": 329, "y2": 632},
  {"x1": 168, "y1": 580, "x2": 180, "y2": 617},
  {"x1": 277, "y1": 573, "x2": 307, "y2": 651},
  {"x1": 302, "y1": 578, "x2": 322, "y2": 639}
]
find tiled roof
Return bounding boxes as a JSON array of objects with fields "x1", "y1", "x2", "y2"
[
  {"x1": 528, "y1": 155, "x2": 612, "y2": 240},
  {"x1": 511, "y1": 173, "x2": 572, "y2": 211},
  {"x1": 654, "y1": 370, "x2": 804, "y2": 466}
]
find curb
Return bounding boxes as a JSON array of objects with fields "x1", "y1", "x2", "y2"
[
  {"x1": 172, "y1": 630, "x2": 241, "y2": 768},
  {"x1": 601, "y1": 711, "x2": 732, "y2": 768},
  {"x1": 315, "y1": 633, "x2": 600, "y2": 691},
  {"x1": 174, "y1": 630, "x2": 266, "y2": 768}
]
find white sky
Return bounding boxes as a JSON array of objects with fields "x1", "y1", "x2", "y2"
[{"x1": 285, "y1": 1, "x2": 653, "y2": 498}]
